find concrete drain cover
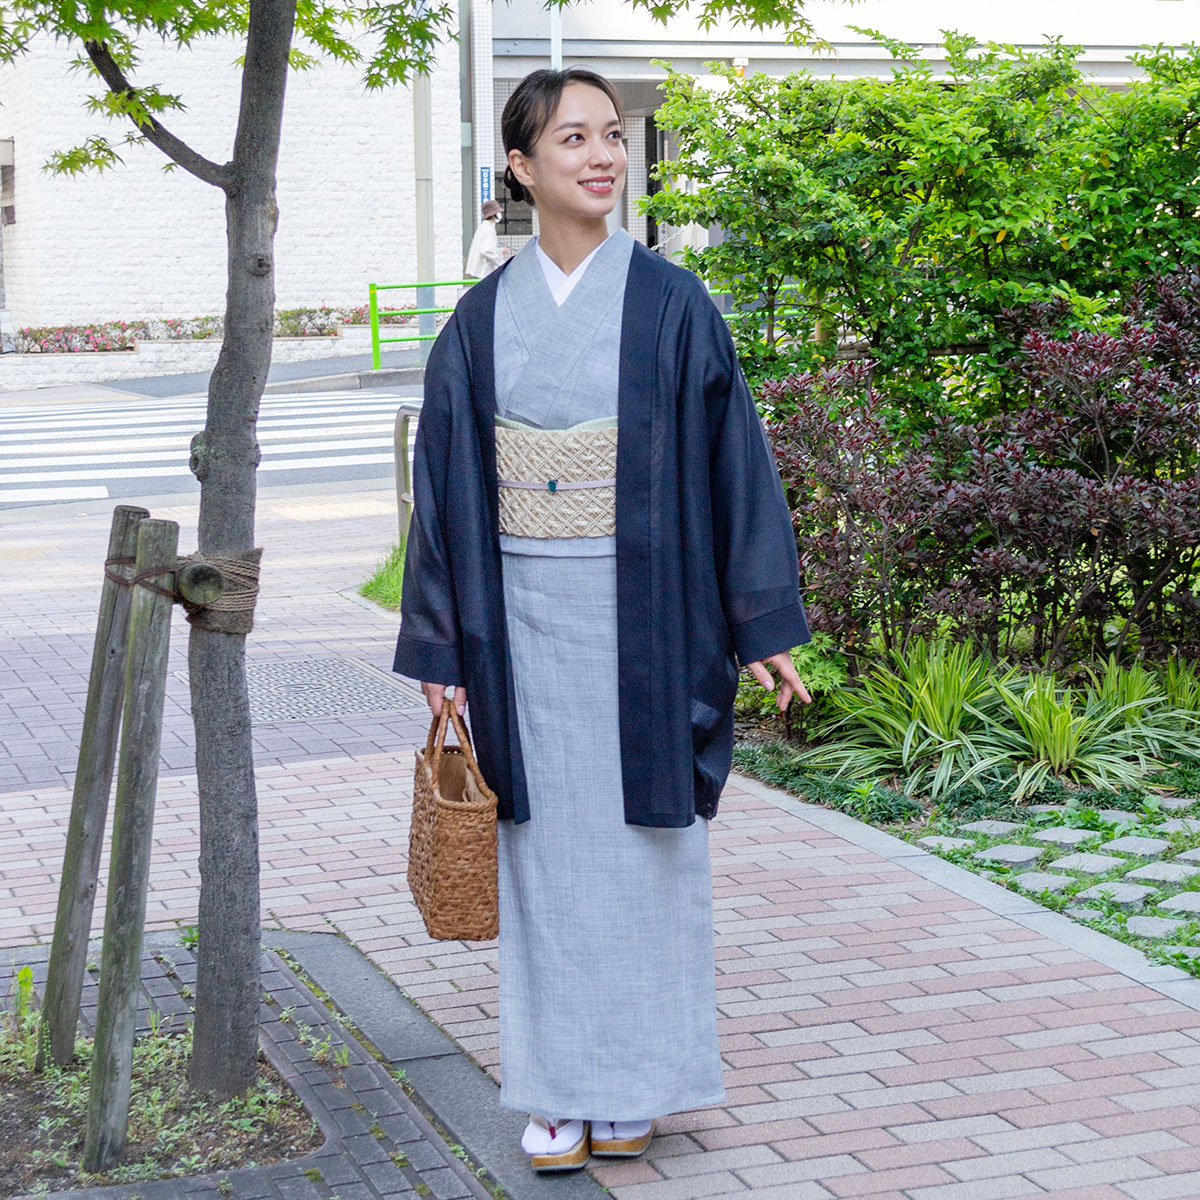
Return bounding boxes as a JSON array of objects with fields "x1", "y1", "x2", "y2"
[{"x1": 179, "y1": 658, "x2": 425, "y2": 723}]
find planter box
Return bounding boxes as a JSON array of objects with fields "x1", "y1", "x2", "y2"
[{"x1": 0, "y1": 325, "x2": 377, "y2": 392}]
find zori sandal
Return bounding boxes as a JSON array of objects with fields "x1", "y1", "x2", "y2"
[
  {"x1": 590, "y1": 1119, "x2": 655, "y2": 1158},
  {"x1": 521, "y1": 1116, "x2": 590, "y2": 1172}
]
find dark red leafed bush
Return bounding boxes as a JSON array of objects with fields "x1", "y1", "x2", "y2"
[{"x1": 765, "y1": 274, "x2": 1200, "y2": 666}]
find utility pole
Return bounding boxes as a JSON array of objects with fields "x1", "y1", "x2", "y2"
[
  {"x1": 549, "y1": 6, "x2": 562, "y2": 69},
  {"x1": 470, "y1": 0, "x2": 494, "y2": 227},
  {"x1": 0, "y1": 139, "x2": 16, "y2": 352},
  {"x1": 413, "y1": 69, "x2": 435, "y2": 364}
]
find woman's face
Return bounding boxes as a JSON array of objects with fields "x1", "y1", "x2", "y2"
[{"x1": 508, "y1": 83, "x2": 627, "y2": 224}]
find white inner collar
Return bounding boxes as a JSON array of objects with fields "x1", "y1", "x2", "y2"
[{"x1": 535, "y1": 236, "x2": 610, "y2": 306}]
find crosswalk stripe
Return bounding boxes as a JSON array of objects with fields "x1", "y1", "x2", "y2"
[
  {"x1": 3, "y1": 417, "x2": 407, "y2": 445},
  {"x1": 0, "y1": 388, "x2": 399, "y2": 417},
  {"x1": 0, "y1": 393, "x2": 408, "y2": 432},
  {"x1": 258, "y1": 453, "x2": 395, "y2": 472},
  {"x1": 4, "y1": 424, "x2": 401, "y2": 460},
  {"x1": 2, "y1": 452, "x2": 398, "y2": 483},
  {"x1": 5, "y1": 436, "x2": 402, "y2": 468},
  {"x1": 0, "y1": 401, "x2": 407, "y2": 435},
  {"x1": 0, "y1": 485, "x2": 110, "y2": 502}
]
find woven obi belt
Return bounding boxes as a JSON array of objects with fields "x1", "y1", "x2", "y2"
[{"x1": 495, "y1": 417, "x2": 617, "y2": 539}]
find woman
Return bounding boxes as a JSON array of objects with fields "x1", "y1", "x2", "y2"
[{"x1": 394, "y1": 67, "x2": 811, "y2": 1172}]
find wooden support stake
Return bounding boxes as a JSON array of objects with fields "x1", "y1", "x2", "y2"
[
  {"x1": 83, "y1": 518, "x2": 179, "y2": 1172},
  {"x1": 38, "y1": 505, "x2": 149, "y2": 1071}
]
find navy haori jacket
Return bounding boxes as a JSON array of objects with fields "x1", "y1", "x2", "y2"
[{"x1": 393, "y1": 240, "x2": 809, "y2": 828}]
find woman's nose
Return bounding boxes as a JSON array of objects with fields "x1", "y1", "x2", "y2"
[{"x1": 589, "y1": 138, "x2": 614, "y2": 167}]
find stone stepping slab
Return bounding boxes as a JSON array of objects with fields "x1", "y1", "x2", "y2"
[
  {"x1": 973, "y1": 843, "x2": 1044, "y2": 866},
  {"x1": 1158, "y1": 891, "x2": 1200, "y2": 916},
  {"x1": 1094, "y1": 808, "x2": 1142, "y2": 824},
  {"x1": 917, "y1": 835, "x2": 973, "y2": 852},
  {"x1": 1075, "y1": 882, "x2": 1157, "y2": 908},
  {"x1": 1049, "y1": 852, "x2": 1125, "y2": 876},
  {"x1": 1158, "y1": 795, "x2": 1200, "y2": 811},
  {"x1": 1126, "y1": 861, "x2": 1200, "y2": 885},
  {"x1": 1099, "y1": 835, "x2": 1170, "y2": 859},
  {"x1": 1156, "y1": 818, "x2": 1200, "y2": 834},
  {"x1": 1013, "y1": 871, "x2": 1073, "y2": 895},
  {"x1": 1126, "y1": 915, "x2": 1189, "y2": 939},
  {"x1": 1032, "y1": 826, "x2": 1093, "y2": 848},
  {"x1": 959, "y1": 819, "x2": 1022, "y2": 836}
]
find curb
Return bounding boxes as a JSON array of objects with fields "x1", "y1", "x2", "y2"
[
  {"x1": 266, "y1": 931, "x2": 610, "y2": 1200},
  {"x1": 261, "y1": 367, "x2": 425, "y2": 394}
]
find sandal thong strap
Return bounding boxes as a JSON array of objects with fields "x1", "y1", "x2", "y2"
[{"x1": 529, "y1": 1113, "x2": 576, "y2": 1140}]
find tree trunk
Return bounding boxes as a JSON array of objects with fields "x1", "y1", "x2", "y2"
[{"x1": 187, "y1": 0, "x2": 296, "y2": 1098}]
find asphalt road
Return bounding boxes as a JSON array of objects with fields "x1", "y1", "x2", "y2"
[{"x1": 0, "y1": 386, "x2": 421, "y2": 510}]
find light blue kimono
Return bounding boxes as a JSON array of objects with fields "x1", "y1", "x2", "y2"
[{"x1": 494, "y1": 231, "x2": 724, "y2": 1121}]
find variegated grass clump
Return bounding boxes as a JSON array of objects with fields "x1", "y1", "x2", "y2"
[{"x1": 801, "y1": 639, "x2": 1200, "y2": 801}]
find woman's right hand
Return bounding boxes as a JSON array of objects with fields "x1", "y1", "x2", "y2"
[{"x1": 422, "y1": 682, "x2": 467, "y2": 717}]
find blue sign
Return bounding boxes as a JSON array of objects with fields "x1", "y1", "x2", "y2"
[{"x1": 480, "y1": 166, "x2": 492, "y2": 202}]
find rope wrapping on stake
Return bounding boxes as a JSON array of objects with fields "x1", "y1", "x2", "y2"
[
  {"x1": 103, "y1": 547, "x2": 263, "y2": 633},
  {"x1": 179, "y1": 548, "x2": 262, "y2": 634},
  {"x1": 103, "y1": 555, "x2": 136, "y2": 587}
]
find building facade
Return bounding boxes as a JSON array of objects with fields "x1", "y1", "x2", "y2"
[
  {"x1": 0, "y1": 34, "x2": 463, "y2": 328},
  {"x1": 0, "y1": 0, "x2": 1192, "y2": 330}
]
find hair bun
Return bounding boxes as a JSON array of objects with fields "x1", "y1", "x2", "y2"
[{"x1": 503, "y1": 165, "x2": 529, "y2": 205}]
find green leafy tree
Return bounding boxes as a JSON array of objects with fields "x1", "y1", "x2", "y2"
[
  {"x1": 1056, "y1": 44, "x2": 1200, "y2": 288},
  {"x1": 3, "y1": 0, "x2": 826, "y2": 1122},
  {"x1": 647, "y1": 34, "x2": 1200, "y2": 412},
  {"x1": 6, "y1": 0, "x2": 457, "y2": 1116}
]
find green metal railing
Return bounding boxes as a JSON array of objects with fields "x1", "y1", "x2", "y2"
[{"x1": 368, "y1": 279, "x2": 476, "y2": 369}]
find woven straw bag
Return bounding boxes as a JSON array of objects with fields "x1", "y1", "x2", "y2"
[{"x1": 408, "y1": 702, "x2": 499, "y2": 941}]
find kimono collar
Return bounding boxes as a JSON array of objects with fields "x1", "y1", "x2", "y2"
[{"x1": 535, "y1": 234, "x2": 609, "y2": 305}]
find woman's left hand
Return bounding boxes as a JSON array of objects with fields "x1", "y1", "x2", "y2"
[{"x1": 747, "y1": 651, "x2": 813, "y2": 711}]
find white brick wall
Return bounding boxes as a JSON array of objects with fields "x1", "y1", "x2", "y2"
[{"x1": 0, "y1": 32, "x2": 463, "y2": 328}]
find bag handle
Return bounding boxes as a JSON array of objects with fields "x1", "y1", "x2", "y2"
[
  {"x1": 425, "y1": 697, "x2": 452, "y2": 768},
  {"x1": 425, "y1": 696, "x2": 496, "y2": 800}
]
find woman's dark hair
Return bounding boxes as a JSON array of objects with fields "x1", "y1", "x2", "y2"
[{"x1": 501, "y1": 68, "x2": 625, "y2": 206}]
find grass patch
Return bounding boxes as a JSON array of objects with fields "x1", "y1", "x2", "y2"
[
  {"x1": 732, "y1": 743, "x2": 922, "y2": 825},
  {"x1": 360, "y1": 539, "x2": 406, "y2": 612}
]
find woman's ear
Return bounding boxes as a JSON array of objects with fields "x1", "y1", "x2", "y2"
[{"x1": 507, "y1": 148, "x2": 535, "y2": 193}]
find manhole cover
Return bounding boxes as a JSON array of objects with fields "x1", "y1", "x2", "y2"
[{"x1": 177, "y1": 658, "x2": 426, "y2": 723}]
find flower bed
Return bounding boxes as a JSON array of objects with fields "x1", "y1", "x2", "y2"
[{"x1": 16, "y1": 304, "x2": 411, "y2": 354}]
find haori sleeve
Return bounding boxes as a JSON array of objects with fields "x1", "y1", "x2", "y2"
[
  {"x1": 392, "y1": 319, "x2": 467, "y2": 686},
  {"x1": 696, "y1": 288, "x2": 811, "y2": 666}
]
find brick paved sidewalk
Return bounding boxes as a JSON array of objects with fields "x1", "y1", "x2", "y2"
[
  {"x1": 0, "y1": 485, "x2": 430, "y2": 792},
  {"x1": 6, "y1": 486, "x2": 1200, "y2": 1200}
]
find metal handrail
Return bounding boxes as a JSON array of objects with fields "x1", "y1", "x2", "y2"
[{"x1": 393, "y1": 399, "x2": 424, "y2": 544}]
